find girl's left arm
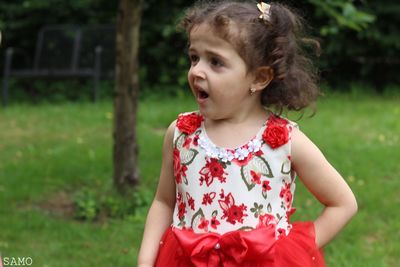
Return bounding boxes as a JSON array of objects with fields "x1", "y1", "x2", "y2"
[{"x1": 291, "y1": 127, "x2": 358, "y2": 248}]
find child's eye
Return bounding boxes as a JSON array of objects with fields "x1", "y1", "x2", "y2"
[
  {"x1": 210, "y1": 57, "x2": 223, "y2": 67},
  {"x1": 189, "y1": 54, "x2": 199, "y2": 64}
]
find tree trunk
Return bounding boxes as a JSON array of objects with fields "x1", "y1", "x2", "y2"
[{"x1": 113, "y1": 0, "x2": 142, "y2": 192}]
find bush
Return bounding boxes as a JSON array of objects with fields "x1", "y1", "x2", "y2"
[{"x1": 72, "y1": 186, "x2": 152, "y2": 222}]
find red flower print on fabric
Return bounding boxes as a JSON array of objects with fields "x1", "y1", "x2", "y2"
[
  {"x1": 186, "y1": 192, "x2": 195, "y2": 211},
  {"x1": 286, "y1": 207, "x2": 296, "y2": 220},
  {"x1": 218, "y1": 193, "x2": 248, "y2": 225},
  {"x1": 182, "y1": 137, "x2": 192, "y2": 149},
  {"x1": 178, "y1": 201, "x2": 186, "y2": 221},
  {"x1": 280, "y1": 182, "x2": 293, "y2": 209},
  {"x1": 210, "y1": 216, "x2": 220, "y2": 230},
  {"x1": 277, "y1": 228, "x2": 286, "y2": 238},
  {"x1": 198, "y1": 217, "x2": 209, "y2": 232},
  {"x1": 262, "y1": 180, "x2": 272, "y2": 192},
  {"x1": 251, "y1": 170, "x2": 261, "y2": 184},
  {"x1": 202, "y1": 192, "x2": 216, "y2": 205},
  {"x1": 177, "y1": 192, "x2": 183, "y2": 202},
  {"x1": 219, "y1": 189, "x2": 225, "y2": 199},
  {"x1": 176, "y1": 191, "x2": 187, "y2": 222},
  {"x1": 173, "y1": 148, "x2": 187, "y2": 184},
  {"x1": 193, "y1": 135, "x2": 200, "y2": 146},
  {"x1": 257, "y1": 213, "x2": 277, "y2": 228},
  {"x1": 199, "y1": 158, "x2": 227, "y2": 186},
  {"x1": 176, "y1": 112, "x2": 203, "y2": 135},
  {"x1": 262, "y1": 115, "x2": 289, "y2": 149}
]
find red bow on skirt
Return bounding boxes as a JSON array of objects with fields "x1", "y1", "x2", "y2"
[{"x1": 173, "y1": 226, "x2": 276, "y2": 266}]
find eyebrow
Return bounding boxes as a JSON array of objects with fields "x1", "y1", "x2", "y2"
[{"x1": 187, "y1": 46, "x2": 229, "y2": 62}]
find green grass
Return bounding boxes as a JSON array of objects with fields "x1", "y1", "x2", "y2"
[{"x1": 0, "y1": 92, "x2": 399, "y2": 266}]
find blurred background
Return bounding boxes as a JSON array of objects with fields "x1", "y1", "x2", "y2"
[
  {"x1": 0, "y1": 0, "x2": 399, "y2": 266},
  {"x1": 1, "y1": 0, "x2": 399, "y2": 101}
]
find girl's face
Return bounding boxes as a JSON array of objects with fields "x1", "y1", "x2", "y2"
[{"x1": 187, "y1": 23, "x2": 258, "y2": 120}]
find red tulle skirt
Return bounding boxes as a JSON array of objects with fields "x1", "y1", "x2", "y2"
[{"x1": 155, "y1": 222, "x2": 325, "y2": 267}]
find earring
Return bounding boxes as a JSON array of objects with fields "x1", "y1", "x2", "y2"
[{"x1": 250, "y1": 88, "x2": 256, "y2": 95}]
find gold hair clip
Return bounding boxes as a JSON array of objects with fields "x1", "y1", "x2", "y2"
[{"x1": 257, "y1": 2, "x2": 271, "y2": 22}]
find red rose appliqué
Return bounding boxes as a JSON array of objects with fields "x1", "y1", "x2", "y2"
[
  {"x1": 176, "y1": 112, "x2": 203, "y2": 135},
  {"x1": 262, "y1": 115, "x2": 289, "y2": 149}
]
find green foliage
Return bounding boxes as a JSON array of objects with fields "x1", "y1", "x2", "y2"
[
  {"x1": 308, "y1": 0, "x2": 375, "y2": 33},
  {"x1": 0, "y1": 0, "x2": 398, "y2": 98},
  {"x1": 139, "y1": 0, "x2": 191, "y2": 93},
  {"x1": 73, "y1": 189, "x2": 100, "y2": 221},
  {"x1": 303, "y1": 0, "x2": 400, "y2": 90},
  {"x1": 73, "y1": 187, "x2": 152, "y2": 221}
]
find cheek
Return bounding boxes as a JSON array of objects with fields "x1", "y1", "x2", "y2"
[
  {"x1": 187, "y1": 71, "x2": 197, "y2": 95},
  {"x1": 187, "y1": 70, "x2": 194, "y2": 85}
]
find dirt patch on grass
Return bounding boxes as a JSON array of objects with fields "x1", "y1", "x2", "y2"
[{"x1": 39, "y1": 191, "x2": 75, "y2": 219}]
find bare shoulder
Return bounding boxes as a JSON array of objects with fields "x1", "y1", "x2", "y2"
[
  {"x1": 290, "y1": 126, "x2": 331, "y2": 182},
  {"x1": 290, "y1": 126, "x2": 322, "y2": 162},
  {"x1": 154, "y1": 119, "x2": 177, "y2": 205},
  {"x1": 163, "y1": 120, "x2": 177, "y2": 146},
  {"x1": 157, "y1": 120, "x2": 177, "y2": 158}
]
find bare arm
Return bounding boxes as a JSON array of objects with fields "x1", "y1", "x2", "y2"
[
  {"x1": 291, "y1": 127, "x2": 358, "y2": 248},
  {"x1": 137, "y1": 121, "x2": 177, "y2": 267}
]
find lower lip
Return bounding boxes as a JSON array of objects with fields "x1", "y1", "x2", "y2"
[
  {"x1": 196, "y1": 94, "x2": 208, "y2": 105},
  {"x1": 197, "y1": 97, "x2": 207, "y2": 105}
]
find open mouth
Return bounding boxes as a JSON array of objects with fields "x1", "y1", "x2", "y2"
[{"x1": 198, "y1": 89, "x2": 209, "y2": 99}]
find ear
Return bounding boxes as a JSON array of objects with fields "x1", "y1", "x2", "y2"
[{"x1": 251, "y1": 66, "x2": 274, "y2": 92}]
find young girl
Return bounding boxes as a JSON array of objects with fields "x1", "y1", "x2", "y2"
[{"x1": 138, "y1": 1, "x2": 357, "y2": 266}]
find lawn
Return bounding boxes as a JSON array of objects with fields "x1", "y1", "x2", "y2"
[{"x1": 0, "y1": 92, "x2": 399, "y2": 266}]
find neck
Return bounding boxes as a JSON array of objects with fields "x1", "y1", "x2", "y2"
[{"x1": 209, "y1": 103, "x2": 268, "y2": 126}]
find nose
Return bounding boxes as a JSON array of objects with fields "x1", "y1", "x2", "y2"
[{"x1": 189, "y1": 61, "x2": 206, "y2": 80}]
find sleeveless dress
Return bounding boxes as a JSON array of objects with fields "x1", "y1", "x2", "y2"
[{"x1": 155, "y1": 112, "x2": 325, "y2": 267}]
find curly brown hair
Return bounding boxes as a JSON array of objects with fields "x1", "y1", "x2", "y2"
[{"x1": 179, "y1": 0, "x2": 320, "y2": 113}]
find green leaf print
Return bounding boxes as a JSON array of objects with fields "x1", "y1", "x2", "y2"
[
  {"x1": 253, "y1": 156, "x2": 273, "y2": 177},
  {"x1": 237, "y1": 226, "x2": 255, "y2": 231},
  {"x1": 211, "y1": 210, "x2": 218, "y2": 217},
  {"x1": 281, "y1": 159, "x2": 291, "y2": 174},
  {"x1": 181, "y1": 148, "x2": 199, "y2": 165},
  {"x1": 241, "y1": 156, "x2": 274, "y2": 191},
  {"x1": 250, "y1": 202, "x2": 264, "y2": 218},
  {"x1": 240, "y1": 166, "x2": 256, "y2": 191},
  {"x1": 262, "y1": 189, "x2": 268, "y2": 199},
  {"x1": 178, "y1": 217, "x2": 186, "y2": 227},
  {"x1": 174, "y1": 133, "x2": 185, "y2": 149},
  {"x1": 191, "y1": 208, "x2": 205, "y2": 230},
  {"x1": 267, "y1": 203, "x2": 272, "y2": 213}
]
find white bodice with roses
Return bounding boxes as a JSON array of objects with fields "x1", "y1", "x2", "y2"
[{"x1": 171, "y1": 111, "x2": 298, "y2": 239}]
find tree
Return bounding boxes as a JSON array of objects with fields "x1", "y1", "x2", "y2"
[{"x1": 113, "y1": 0, "x2": 143, "y2": 192}]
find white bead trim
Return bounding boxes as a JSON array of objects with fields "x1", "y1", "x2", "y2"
[{"x1": 198, "y1": 135, "x2": 262, "y2": 162}]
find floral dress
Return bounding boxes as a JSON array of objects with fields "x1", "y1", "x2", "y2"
[{"x1": 155, "y1": 112, "x2": 325, "y2": 267}]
